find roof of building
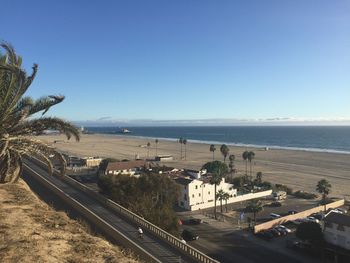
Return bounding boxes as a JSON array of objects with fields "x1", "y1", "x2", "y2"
[
  {"x1": 325, "y1": 212, "x2": 350, "y2": 227},
  {"x1": 174, "y1": 177, "x2": 193, "y2": 186},
  {"x1": 106, "y1": 160, "x2": 148, "y2": 171}
]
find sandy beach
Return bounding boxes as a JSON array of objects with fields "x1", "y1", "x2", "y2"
[{"x1": 37, "y1": 134, "x2": 350, "y2": 199}]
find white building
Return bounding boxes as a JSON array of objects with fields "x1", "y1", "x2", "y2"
[
  {"x1": 324, "y1": 212, "x2": 350, "y2": 250},
  {"x1": 175, "y1": 176, "x2": 237, "y2": 211}
]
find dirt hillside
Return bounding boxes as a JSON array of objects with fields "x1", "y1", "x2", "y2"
[{"x1": 0, "y1": 180, "x2": 139, "y2": 263}]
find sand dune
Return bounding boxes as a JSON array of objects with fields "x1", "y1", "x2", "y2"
[{"x1": 38, "y1": 134, "x2": 350, "y2": 199}]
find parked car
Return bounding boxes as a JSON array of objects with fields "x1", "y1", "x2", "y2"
[
  {"x1": 276, "y1": 225, "x2": 292, "y2": 233},
  {"x1": 269, "y1": 228, "x2": 281, "y2": 237},
  {"x1": 270, "y1": 213, "x2": 281, "y2": 219},
  {"x1": 182, "y1": 229, "x2": 199, "y2": 241},
  {"x1": 256, "y1": 230, "x2": 274, "y2": 240},
  {"x1": 310, "y1": 213, "x2": 324, "y2": 221},
  {"x1": 288, "y1": 210, "x2": 298, "y2": 215},
  {"x1": 274, "y1": 226, "x2": 287, "y2": 235},
  {"x1": 306, "y1": 216, "x2": 320, "y2": 223},
  {"x1": 333, "y1": 208, "x2": 347, "y2": 214},
  {"x1": 181, "y1": 218, "x2": 203, "y2": 225},
  {"x1": 270, "y1": 201, "x2": 282, "y2": 207}
]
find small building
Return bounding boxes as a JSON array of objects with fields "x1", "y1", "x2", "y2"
[
  {"x1": 324, "y1": 212, "x2": 350, "y2": 250},
  {"x1": 105, "y1": 160, "x2": 149, "y2": 176},
  {"x1": 155, "y1": 155, "x2": 174, "y2": 161},
  {"x1": 82, "y1": 157, "x2": 103, "y2": 167}
]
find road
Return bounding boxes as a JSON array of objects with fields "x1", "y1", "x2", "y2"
[{"x1": 23, "y1": 160, "x2": 195, "y2": 263}]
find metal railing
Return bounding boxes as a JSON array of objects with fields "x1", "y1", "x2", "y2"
[{"x1": 27, "y1": 157, "x2": 220, "y2": 263}]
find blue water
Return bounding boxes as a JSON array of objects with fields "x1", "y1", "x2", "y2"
[{"x1": 85, "y1": 126, "x2": 350, "y2": 154}]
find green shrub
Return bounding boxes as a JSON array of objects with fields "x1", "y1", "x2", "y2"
[{"x1": 293, "y1": 190, "x2": 318, "y2": 200}]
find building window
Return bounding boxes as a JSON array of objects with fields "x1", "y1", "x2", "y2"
[
  {"x1": 195, "y1": 185, "x2": 198, "y2": 189},
  {"x1": 337, "y1": 225, "x2": 345, "y2": 231},
  {"x1": 199, "y1": 193, "x2": 201, "y2": 197},
  {"x1": 208, "y1": 191, "x2": 210, "y2": 195},
  {"x1": 192, "y1": 194, "x2": 195, "y2": 198}
]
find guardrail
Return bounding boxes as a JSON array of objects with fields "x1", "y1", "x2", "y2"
[
  {"x1": 27, "y1": 157, "x2": 220, "y2": 263},
  {"x1": 23, "y1": 163, "x2": 162, "y2": 263}
]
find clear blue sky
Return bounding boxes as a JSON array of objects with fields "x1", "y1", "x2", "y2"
[{"x1": 1, "y1": 0, "x2": 349, "y2": 123}]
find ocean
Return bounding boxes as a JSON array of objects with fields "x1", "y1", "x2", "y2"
[{"x1": 85, "y1": 126, "x2": 350, "y2": 154}]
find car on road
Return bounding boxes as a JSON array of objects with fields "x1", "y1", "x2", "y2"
[
  {"x1": 306, "y1": 216, "x2": 320, "y2": 223},
  {"x1": 288, "y1": 210, "x2": 298, "y2": 215},
  {"x1": 181, "y1": 218, "x2": 203, "y2": 225},
  {"x1": 270, "y1": 213, "x2": 281, "y2": 219},
  {"x1": 182, "y1": 229, "x2": 199, "y2": 241},
  {"x1": 274, "y1": 226, "x2": 287, "y2": 235}
]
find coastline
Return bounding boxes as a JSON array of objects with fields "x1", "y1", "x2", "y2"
[
  {"x1": 38, "y1": 133, "x2": 350, "y2": 199},
  {"x1": 111, "y1": 134, "x2": 350, "y2": 155}
]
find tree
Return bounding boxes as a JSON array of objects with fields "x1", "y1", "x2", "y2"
[
  {"x1": 245, "y1": 199, "x2": 263, "y2": 225},
  {"x1": 202, "y1": 161, "x2": 228, "y2": 175},
  {"x1": 228, "y1": 154, "x2": 235, "y2": 175},
  {"x1": 179, "y1": 137, "x2": 183, "y2": 160},
  {"x1": 256, "y1": 171, "x2": 263, "y2": 185},
  {"x1": 242, "y1": 151, "x2": 249, "y2": 175},
  {"x1": 209, "y1": 144, "x2": 216, "y2": 161},
  {"x1": 223, "y1": 192, "x2": 230, "y2": 212},
  {"x1": 296, "y1": 222, "x2": 323, "y2": 244},
  {"x1": 216, "y1": 189, "x2": 225, "y2": 213},
  {"x1": 316, "y1": 179, "x2": 332, "y2": 213},
  {"x1": 0, "y1": 43, "x2": 80, "y2": 183},
  {"x1": 182, "y1": 138, "x2": 187, "y2": 160},
  {"x1": 210, "y1": 169, "x2": 224, "y2": 220},
  {"x1": 146, "y1": 142, "x2": 151, "y2": 159},
  {"x1": 220, "y1": 144, "x2": 229, "y2": 163},
  {"x1": 247, "y1": 151, "x2": 255, "y2": 177},
  {"x1": 155, "y1": 139, "x2": 159, "y2": 156}
]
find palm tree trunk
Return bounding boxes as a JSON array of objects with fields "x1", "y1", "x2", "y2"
[
  {"x1": 323, "y1": 193, "x2": 326, "y2": 213},
  {"x1": 212, "y1": 151, "x2": 214, "y2": 161},
  {"x1": 225, "y1": 200, "x2": 228, "y2": 212},
  {"x1": 220, "y1": 200, "x2": 223, "y2": 213},
  {"x1": 184, "y1": 144, "x2": 186, "y2": 160},
  {"x1": 180, "y1": 144, "x2": 182, "y2": 160},
  {"x1": 156, "y1": 144, "x2": 157, "y2": 156},
  {"x1": 245, "y1": 160, "x2": 248, "y2": 175},
  {"x1": 250, "y1": 161, "x2": 252, "y2": 177},
  {"x1": 214, "y1": 184, "x2": 217, "y2": 219}
]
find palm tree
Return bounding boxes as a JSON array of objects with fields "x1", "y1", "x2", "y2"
[
  {"x1": 209, "y1": 144, "x2": 216, "y2": 161},
  {"x1": 220, "y1": 144, "x2": 229, "y2": 163},
  {"x1": 146, "y1": 142, "x2": 151, "y2": 159},
  {"x1": 247, "y1": 151, "x2": 255, "y2": 177},
  {"x1": 246, "y1": 199, "x2": 263, "y2": 225},
  {"x1": 242, "y1": 151, "x2": 249, "y2": 175},
  {"x1": 155, "y1": 139, "x2": 159, "y2": 156},
  {"x1": 228, "y1": 154, "x2": 235, "y2": 175},
  {"x1": 316, "y1": 179, "x2": 332, "y2": 213},
  {"x1": 210, "y1": 168, "x2": 224, "y2": 220},
  {"x1": 216, "y1": 189, "x2": 225, "y2": 213},
  {"x1": 179, "y1": 137, "x2": 183, "y2": 160},
  {"x1": 223, "y1": 192, "x2": 230, "y2": 212},
  {"x1": 256, "y1": 171, "x2": 263, "y2": 185},
  {"x1": 0, "y1": 43, "x2": 80, "y2": 183},
  {"x1": 183, "y1": 138, "x2": 187, "y2": 160}
]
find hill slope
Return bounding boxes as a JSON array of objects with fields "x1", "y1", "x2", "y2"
[{"x1": 0, "y1": 180, "x2": 139, "y2": 263}]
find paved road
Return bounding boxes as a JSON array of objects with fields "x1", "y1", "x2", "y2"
[{"x1": 24, "y1": 161, "x2": 194, "y2": 263}]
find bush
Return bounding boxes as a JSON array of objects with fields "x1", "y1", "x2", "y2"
[
  {"x1": 274, "y1": 184, "x2": 293, "y2": 195},
  {"x1": 293, "y1": 190, "x2": 318, "y2": 200}
]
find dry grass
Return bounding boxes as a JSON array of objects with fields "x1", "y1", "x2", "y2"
[{"x1": 0, "y1": 180, "x2": 140, "y2": 263}]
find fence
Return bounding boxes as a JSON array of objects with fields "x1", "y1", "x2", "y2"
[
  {"x1": 26, "y1": 157, "x2": 220, "y2": 263},
  {"x1": 253, "y1": 199, "x2": 345, "y2": 233}
]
